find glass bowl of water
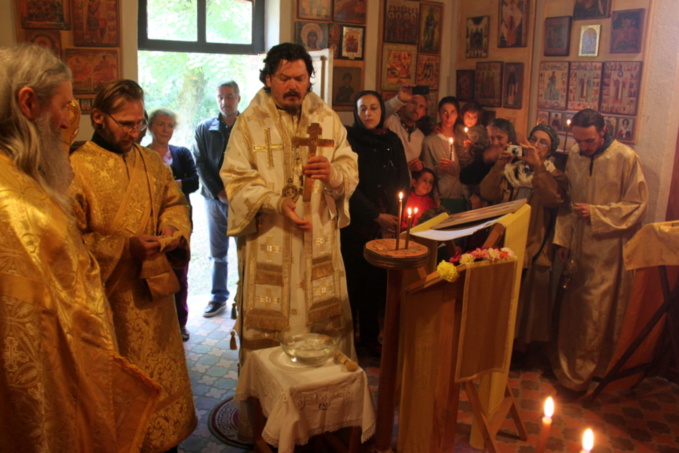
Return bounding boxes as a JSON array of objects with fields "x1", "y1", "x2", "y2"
[{"x1": 279, "y1": 324, "x2": 340, "y2": 366}]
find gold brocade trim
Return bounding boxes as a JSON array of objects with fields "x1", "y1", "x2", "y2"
[
  {"x1": 311, "y1": 260, "x2": 334, "y2": 279},
  {"x1": 254, "y1": 265, "x2": 283, "y2": 287}
]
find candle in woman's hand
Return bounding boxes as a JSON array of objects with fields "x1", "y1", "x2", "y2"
[
  {"x1": 580, "y1": 429, "x2": 594, "y2": 453},
  {"x1": 536, "y1": 397, "x2": 554, "y2": 453},
  {"x1": 448, "y1": 137, "x2": 454, "y2": 160},
  {"x1": 396, "y1": 192, "x2": 403, "y2": 250}
]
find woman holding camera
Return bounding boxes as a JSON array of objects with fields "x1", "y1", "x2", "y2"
[{"x1": 479, "y1": 124, "x2": 568, "y2": 359}]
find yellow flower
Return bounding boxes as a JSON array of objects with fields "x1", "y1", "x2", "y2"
[
  {"x1": 459, "y1": 254, "x2": 475, "y2": 265},
  {"x1": 437, "y1": 260, "x2": 460, "y2": 282},
  {"x1": 487, "y1": 248, "x2": 501, "y2": 261}
]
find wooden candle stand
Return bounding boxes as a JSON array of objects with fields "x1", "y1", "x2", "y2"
[{"x1": 364, "y1": 238, "x2": 429, "y2": 453}]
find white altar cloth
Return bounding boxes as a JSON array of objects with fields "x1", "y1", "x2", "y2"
[{"x1": 234, "y1": 347, "x2": 375, "y2": 453}]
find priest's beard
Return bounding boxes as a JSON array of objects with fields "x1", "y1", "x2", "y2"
[{"x1": 35, "y1": 113, "x2": 74, "y2": 195}]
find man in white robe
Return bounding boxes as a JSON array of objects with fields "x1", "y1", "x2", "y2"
[
  {"x1": 220, "y1": 43, "x2": 359, "y2": 362},
  {"x1": 552, "y1": 108, "x2": 648, "y2": 395}
]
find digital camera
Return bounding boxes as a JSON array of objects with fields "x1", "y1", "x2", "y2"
[{"x1": 507, "y1": 145, "x2": 523, "y2": 157}]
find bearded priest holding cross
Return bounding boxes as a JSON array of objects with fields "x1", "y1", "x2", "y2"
[{"x1": 221, "y1": 43, "x2": 359, "y2": 364}]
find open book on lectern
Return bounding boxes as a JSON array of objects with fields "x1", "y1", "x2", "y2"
[{"x1": 411, "y1": 199, "x2": 527, "y2": 242}]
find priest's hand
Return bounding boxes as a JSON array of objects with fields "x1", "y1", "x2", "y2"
[
  {"x1": 129, "y1": 234, "x2": 161, "y2": 260},
  {"x1": 281, "y1": 198, "x2": 312, "y2": 231},
  {"x1": 572, "y1": 202, "x2": 591, "y2": 219},
  {"x1": 375, "y1": 213, "x2": 399, "y2": 237},
  {"x1": 160, "y1": 226, "x2": 181, "y2": 252},
  {"x1": 304, "y1": 156, "x2": 332, "y2": 183}
]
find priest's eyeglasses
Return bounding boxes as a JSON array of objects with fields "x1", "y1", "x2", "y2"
[
  {"x1": 528, "y1": 136, "x2": 551, "y2": 148},
  {"x1": 105, "y1": 112, "x2": 148, "y2": 133}
]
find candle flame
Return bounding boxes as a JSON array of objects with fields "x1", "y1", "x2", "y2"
[
  {"x1": 414, "y1": 207, "x2": 418, "y2": 215},
  {"x1": 567, "y1": 119, "x2": 572, "y2": 126},
  {"x1": 544, "y1": 397, "x2": 554, "y2": 418},
  {"x1": 449, "y1": 137, "x2": 454, "y2": 145},
  {"x1": 407, "y1": 207, "x2": 412, "y2": 216},
  {"x1": 582, "y1": 429, "x2": 594, "y2": 451},
  {"x1": 399, "y1": 191, "x2": 403, "y2": 200},
  {"x1": 464, "y1": 127, "x2": 469, "y2": 133}
]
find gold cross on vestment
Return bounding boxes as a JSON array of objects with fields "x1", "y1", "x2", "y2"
[
  {"x1": 259, "y1": 236, "x2": 282, "y2": 262},
  {"x1": 256, "y1": 288, "x2": 280, "y2": 308},
  {"x1": 312, "y1": 285, "x2": 330, "y2": 299},
  {"x1": 292, "y1": 123, "x2": 334, "y2": 201},
  {"x1": 253, "y1": 128, "x2": 284, "y2": 168}
]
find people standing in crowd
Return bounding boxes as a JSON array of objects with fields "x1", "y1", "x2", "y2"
[
  {"x1": 552, "y1": 108, "x2": 648, "y2": 399},
  {"x1": 340, "y1": 90, "x2": 410, "y2": 356},
  {"x1": 193, "y1": 81, "x2": 241, "y2": 318},
  {"x1": 384, "y1": 85, "x2": 428, "y2": 173},
  {"x1": 148, "y1": 108, "x2": 199, "y2": 341},
  {"x1": 422, "y1": 96, "x2": 465, "y2": 204},
  {"x1": 220, "y1": 43, "x2": 359, "y2": 362},
  {"x1": 70, "y1": 80, "x2": 197, "y2": 452},
  {"x1": 401, "y1": 168, "x2": 438, "y2": 229},
  {"x1": 461, "y1": 117, "x2": 517, "y2": 187},
  {"x1": 0, "y1": 43, "x2": 160, "y2": 453},
  {"x1": 479, "y1": 125, "x2": 568, "y2": 361},
  {"x1": 456, "y1": 101, "x2": 489, "y2": 167}
]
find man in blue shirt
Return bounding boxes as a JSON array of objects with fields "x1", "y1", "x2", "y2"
[{"x1": 193, "y1": 81, "x2": 240, "y2": 317}]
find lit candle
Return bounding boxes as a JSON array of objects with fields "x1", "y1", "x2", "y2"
[
  {"x1": 536, "y1": 397, "x2": 554, "y2": 453},
  {"x1": 563, "y1": 119, "x2": 572, "y2": 152},
  {"x1": 396, "y1": 192, "x2": 403, "y2": 250},
  {"x1": 404, "y1": 207, "x2": 413, "y2": 249},
  {"x1": 448, "y1": 137, "x2": 454, "y2": 160},
  {"x1": 580, "y1": 428, "x2": 594, "y2": 453},
  {"x1": 464, "y1": 126, "x2": 469, "y2": 139}
]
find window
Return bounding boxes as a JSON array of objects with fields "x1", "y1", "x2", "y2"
[{"x1": 138, "y1": 0, "x2": 264, "y2": 54}]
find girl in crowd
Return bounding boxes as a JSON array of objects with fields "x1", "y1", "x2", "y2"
[
  {"x1": 456, "y1": 101, "x2": 489, "y2": 167},
  {"x1": 422, "y1": 96, "x2": 465, "y2": 204},
  {"x1": 147, "y1": 108, "x2": 199, "y2": 342},
  {"x1": 401, "y1": 168, "x2": 438, "y2": 229},
  {"x1": 340, "y1": 91, "x2": 410, "y2": 356},
  {"x1": 479, "y1": 124, "x2": 568, "y2": 359}
]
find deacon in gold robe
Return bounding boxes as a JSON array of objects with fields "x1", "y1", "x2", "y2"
[
  {"x1": 552, "y1": 109, "x2": 648, "y2": 394},
  {"x1": 220, "y1": 43, "x2": 359, "y2": 361},
  {"x1": 1, "y1": 45, "x2": 159, "y2": 452},
  {"x1": 70, "y1": 80, "x2": 197, "y2": 451}
]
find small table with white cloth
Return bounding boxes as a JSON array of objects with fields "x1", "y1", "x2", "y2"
[{"x1": 234, "y1": 346, "x2": 376, "y2": 453}]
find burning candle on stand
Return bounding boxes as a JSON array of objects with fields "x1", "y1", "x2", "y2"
[
  {"x1": 395, "y1": 192, "x2": 403, "y2": 250},
  {"x1": 404, "y1": 207, "x2": 413, "y2": 249},
  {"x1": 536, "y1": 397, "x2": 554, "y2": 453},
  {"x1": 563, "y1": 119, "x2": 572, "y2": 152},
  {"x1": 580, "y1": 428, "x2": 594, "y2": 453},
  {"x1": 448, "y1": 137, "x2": 454, "y2": 160}
]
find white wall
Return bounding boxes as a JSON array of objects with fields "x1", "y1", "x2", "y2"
[{"x1": 635, "y1": 0, "x2": 679, "y2": 222}]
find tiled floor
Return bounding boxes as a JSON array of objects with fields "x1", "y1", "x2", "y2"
[{"x1": 178, "y1": 295, "x2": 679, "y2": 453}]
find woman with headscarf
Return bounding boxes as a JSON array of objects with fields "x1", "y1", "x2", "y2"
[
  {"x1": 479, "y1": 124, "x2": 569, "y2": 359},
  {"x1": 340, "y1": 91, "x2": 410, "y2": 356}
]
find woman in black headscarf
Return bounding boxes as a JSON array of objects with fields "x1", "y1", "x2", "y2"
[{"x1": 341, "y1": 91, "x2": 410, "y2": 356}]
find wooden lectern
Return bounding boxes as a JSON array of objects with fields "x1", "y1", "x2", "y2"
[{"x1": 397, "y1": 204, "x2": 531, "y2": 453}]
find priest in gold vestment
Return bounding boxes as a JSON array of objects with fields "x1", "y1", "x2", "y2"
[
  {"x1": 1, "y1": 45, "x2": 160, "y2": 452},
  {"x1": 552, "y1": 109, "x2": 647, "y2": 394},
  {"x1": 220, "y1": 43, "x2": 358, "y2": 361},
  {"x1": 70, "y1": 80, "x2": 197, "y2": 451}
]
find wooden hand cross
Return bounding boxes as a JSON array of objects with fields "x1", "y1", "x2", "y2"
[{"x1": 292, "y1": 123, "x2": 334, "y2": 202}]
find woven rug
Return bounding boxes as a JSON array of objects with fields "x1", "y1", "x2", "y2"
[{"x1": 208, "y1": 397, "x2": 254, "y2": 449}]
